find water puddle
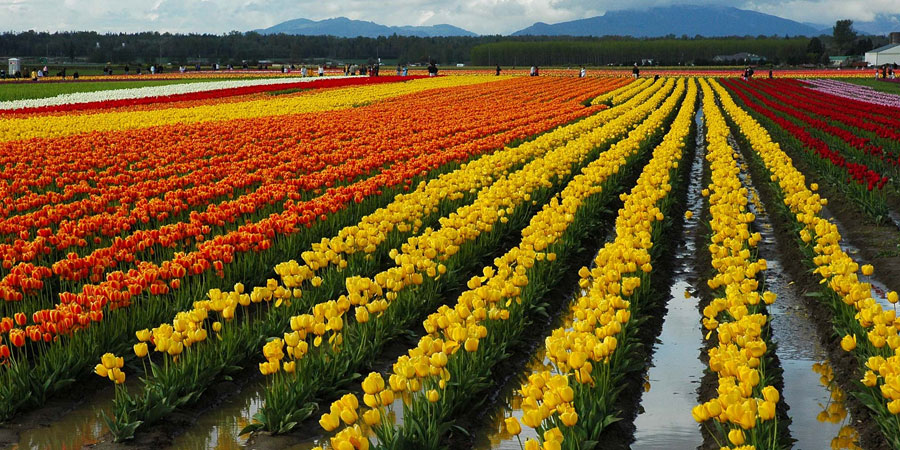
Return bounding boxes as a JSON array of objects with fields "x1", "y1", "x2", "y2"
[
  {"x1": 817, "y1": 205, "x2": 896, "y2": 310},
  {"x1": 168, "y1": 381, "x2": 267, "y2": 450},
  {"x1": 7, "y1": 396, "x2": 111, "y2": 450},
  {"x1": 471, "y1": 349, "x2": 549, "y2": 449},
  {"x1": 631, "y1": 101, "x2": 707, "y2": 450},
  {"x1": 730, "y1": 134, "x2": 861, "y2": 449}
]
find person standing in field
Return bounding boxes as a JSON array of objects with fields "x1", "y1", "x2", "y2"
[
  {"x1": 530, "y1": 65, "x2": 536, "y2": 76},
  {"x1": 632, "y1": 63, "x2": 639, "y2": 78},
  {"x1": 496, "y1": 64, "x2": 501, "y2": 76},
  {"x1": 580, "y1": 66, "x2": 586, "y2": 78},
  {"x1": 318, "y1": 65, "x2": 324, "y2": 76},
  {"x1": 402, "y1": 65, "x2": 408, "y2": 76},
  {"x1": 30, "y1": 69, "x2": 37, "y2": 81}
]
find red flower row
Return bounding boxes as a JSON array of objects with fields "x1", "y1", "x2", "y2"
[
  {"x1": 0, "y1": 78, "x2": 623, "y2": 351},
  {"x1": 723, "y1": 79, "x2": 888, "y2": 191}
]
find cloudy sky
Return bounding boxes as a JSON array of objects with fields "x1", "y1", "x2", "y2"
[{"x1": 1, "y1": 0, "x2": 898, "y2": 34}]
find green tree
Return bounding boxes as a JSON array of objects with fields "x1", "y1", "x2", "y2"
[
  {"x1": 806, "y1": 37, "x2": 824, "y2": 63},
  {"x1": 832, "y1": 19, "x2": 857, "y2": 54}
]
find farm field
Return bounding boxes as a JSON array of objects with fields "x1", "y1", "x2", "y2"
[{"x1": 1, "y1": 70, "x2": 900, "y2": 450}]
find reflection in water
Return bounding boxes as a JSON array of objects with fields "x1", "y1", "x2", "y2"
[
  {"x1": 10, "y1": 383, "x2": 124, "y2": 450},
  {"x1": 812, "y1": 362, "x2": 861, "y2": 450},
  {"x1": 169, "y1": 380, "x2": 339, "y2": 450},
  {"x1": 168, "y1": 381, "x2": 263, "y2": 449},
  {"x1": 631, "y1": 281, "x2": 704, "y2": 450},
  {"x1": 473, "y1": 348, "x2": 550, "y2": 449},
  {"x1": 731, "y1": 137, "x2": 862, "y2": 450}
]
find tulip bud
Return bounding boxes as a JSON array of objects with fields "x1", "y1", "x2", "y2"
[
  {"x1": 504, "y1": 417, "x2": 522, "y2": 435},
  {"x1": 841, "y1": 334, "x2": 857, "y2": 352}
]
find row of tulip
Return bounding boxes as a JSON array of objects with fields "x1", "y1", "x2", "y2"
[
  {"x1": 772, "y1": 80, "x2": 900, "y2": 144},
  {"x1": 743, "y1": 81, "x2": 900, "y2": 166},
  {"x1": 804, "y1": 79, "x2": 900, "y2": 109},
  {"x1": 344, "y1": 78, "x2": 688, "y2": 450},
  {"x1": 1, "y1": 76, "x2": 424, "y2": 116},
  {"x1": 0, "y1": 75, "x2": 501, "y2": 142},
  {"x1": 720, "y1": 79, "x2": 890, "y2": 221},
  {"x1": 710, "y1": 78, "x2": 900, "y2": 447},
  {"x1": 690, "y1": 78, "x2": 783, "y2": 450},
  {"x1": 241, "y1": 78, "x2": 675, "y2": 439},
  {"x1": 0, "y1": 78, "x2": 609, "y2": 422},
  {"x1": 260, "y1": 78, "x2": 630, "y2": 297},
  {"x1": 590, "y1": 77, "x2": 648, "y2": 106},
  {"x1": 448, "y1": 69, "x2": 886, "y2": 79},
  {"x1": 491, "y1": 78, "x2": 695, "y2": 450},
  {"x1": 0, "y1": 83, "x2": 505, "y2": 230},
  {"x1": 728, "y1": 80, "x2": 899, "y2": 181},
  {"x1": 0, "y1": 70, "x2": 348, "y2": 84},
  {"x1": 89, "y1": 78, "x2": 635, "y2": 440},
  {"x1": 312, "y1": 76, "x2": 686, "y2": 450},
  {"x1": 0, "y1": 75, "x2": 366, "y2": 112},
  {"x1": 0, "y1": 78, "x2": 598, "y2": 318}
]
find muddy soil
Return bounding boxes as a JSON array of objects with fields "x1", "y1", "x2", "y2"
[{"x1": 629, "y1": 101, "x2": 707, "y2": 450}]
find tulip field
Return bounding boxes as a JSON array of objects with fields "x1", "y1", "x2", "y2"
[{"x1": 2, "y1": 70, "x2": 900, "y2": 450}]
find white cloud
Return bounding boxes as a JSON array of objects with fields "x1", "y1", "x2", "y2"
[{"x1": 0, "y1": 0, "x2": 896, "y2": 34}]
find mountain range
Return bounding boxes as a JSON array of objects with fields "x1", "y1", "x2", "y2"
[
  {"x1": 257, "y1": 6, "x2": 900, "y2": 38},
  {"x1": 512, "y1": 5, "x2": 819, "y2": 37},
  {"x1": 255, "y1": 17, "x2": 476, "y2": 38}
]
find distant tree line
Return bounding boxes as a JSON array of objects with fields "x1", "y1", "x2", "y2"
[
  {"x1": 473, "y1": 21, "x2": 884, "y2": 67},
  {"x1": 474, "y1": 37, "x2": 818, "y2": 66},
  {"x1": 0, "y1": 31, "x2": 494, "y2": 65},
  {"x1": 0, "y1": 22, "x2": 885, "y2": 67}
]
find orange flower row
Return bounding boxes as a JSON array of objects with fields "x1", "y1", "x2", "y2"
[{"x1": 0, "y1": 77, "x2": 624, "y2": 357}]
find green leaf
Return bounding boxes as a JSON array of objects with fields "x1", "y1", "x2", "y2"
[{"x1": 239, "y1": 422, "x2": 265, "y2": 435}]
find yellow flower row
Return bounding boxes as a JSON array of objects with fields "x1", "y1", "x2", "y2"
[
  {"x1": 691, "y1": 78, "x2": 779, "y2": 449},
  {"x1": 0, "y1": 76, "x2": 502, "y2": 142},
  {"x1": 126, "y1": 79, "x2": 639, "y2": 392},
  {"x1": 264, "y1": 78, "x2": 676, "y2": 381},
  {"x1": 590, "y1": 77, "x2": 646, "y2": 106},
  {"x1": 510, "y1": 79, "x2": 695, "y2": 446},
  {"x1": 308, "y1": 78, "x2": 681, "y2": 447},
  {"x1": 709, "y1": 79, "x2": 900, "y2": 419},
  {"x1": 274, "y1": 79, "x2": 632, "y2": 290}
]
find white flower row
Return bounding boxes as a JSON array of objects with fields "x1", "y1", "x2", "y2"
[{"x1": 0, "y1": 76, "x2": 356, "y2": 111}]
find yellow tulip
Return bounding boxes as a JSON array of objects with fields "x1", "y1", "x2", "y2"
[
  {"x1": 762, "y1": 385, "x2": 779, "y2": 403},
  {"x1": 319, "y1": 411, "x2": 340, "y2": 431},
  {"x1": 133, "y1": 342, "x2": 148, "y2": 358},
  {"x1": 363, "y1": 408, "x2": 380, "y2": 426},
  {"x1": 841, "y1": 334, "x2": 857, "y2": 352},
  {"x1": 504, "y1": 416, "x2": 522, "y2": 435},
  {"x1": 560, "y1": 410, "x2": 578, "y2": 426},
  {"x1": 728, "y1": 428, "x2": 745, "y2": 445},
  {"x1": 135, "y1": 329, "x2": 151, "y2": 342},
  {"x1": 94, "y1": 363, "x2": 108, "y2": 378},
  {"x1": 861, "y1": 264, "x2": 874, "y2": 276},
  {"x1": 362, "y1": 372, "x2": 385, "y2": 395},
  {"x1": 101, "y1": 353, "x2": 118, "y2": 370}
]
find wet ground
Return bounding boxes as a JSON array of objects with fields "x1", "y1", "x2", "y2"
[
  {"x1": 630, "y1": 100, "x2": 707, "y2": 450},
  {"x1": 6, "y1": 92, "x2": 899, "y2": 450},
  {"x1": 730, "y1": 131, "x2": 861, "y2": 449}
]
